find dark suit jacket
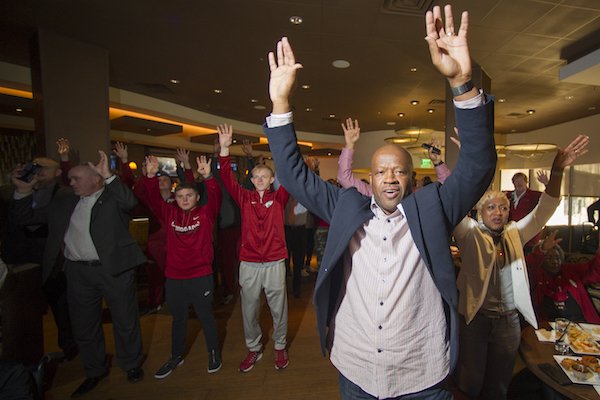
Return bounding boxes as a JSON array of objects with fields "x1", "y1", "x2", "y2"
[
  {"x1": 264, "y1": 97, "x2": 495, "y2": 372},
  {"x1": 11, "y1": 177, "x2": 146, "y2": 283}
]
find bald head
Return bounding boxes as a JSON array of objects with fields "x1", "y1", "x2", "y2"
[
  {"x1": 68, "y1": 165, "x2": 103, "y2": 196},
  {"x1": 370, "y1": 144, "x2": 413, "y2": 214}
]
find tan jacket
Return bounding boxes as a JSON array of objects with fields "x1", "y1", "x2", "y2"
[{"x1": 454, "y1": 192, "x2": 560, "y2": 329}]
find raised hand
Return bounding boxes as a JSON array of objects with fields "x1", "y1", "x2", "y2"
[
  {"x1": 217, "y1": 124, "x2": 233, "y2": 156},
  {"x1": 428, "y1": 139, "x2": 443, "y2": 164},
  {"x1": 536, "y1": 170, "x2": 549, "y2": 186},
  {"x1": 541, "y1": 230, "x2": 562, "y2": 252},
  {"x1": 175, "y1": 148, "x2": 192, "y2": 169},
  {"x1": 341, "y1": 118, "x2": 360, "y2": 150},
  {"x1": 424, "y1": 5, "x2": 472, "y2": 90},
  {"x1": 552, "y1": 134, "x2": 590, "y2": 170},
  {"x1": 113, "y1": 141, "x2": 128, "y2": 163},
  {"x1": 145, "y1": 155, "x2": 159, "y2": 177},
  {"x1": 56, "y1": 138, "x2": 70, "y2": 162},
  {"x1": 196, "y1": 155, "x2": 212, "y2": 179},
  {"x1": 268, "y1": 37, "x2": 303, "y2": 113},
  {"x1": 241, "y1": 139, "x2": 253, "y2": 157},
  {"x1": 88, "y1": 150, "x2": 112, "y2": 179},
  {"x1": 450, "y1": 126, "x2": 461, "y2": 149}
]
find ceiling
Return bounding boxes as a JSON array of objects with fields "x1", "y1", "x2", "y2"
[{"x1": 0, "y1": 0, "x2": 599, "y2": 143}]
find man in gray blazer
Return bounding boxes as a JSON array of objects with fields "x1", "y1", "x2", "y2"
[
  {"x1": 263, "y1": 5, "x2": 496, "y2": 399},
  {"x1": 11, "y1": 150, "x2": 145, "y2": 398}
]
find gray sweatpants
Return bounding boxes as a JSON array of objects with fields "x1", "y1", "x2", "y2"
[{"x1": 239, "y1": 260, "x2": 288, "y2": 351}]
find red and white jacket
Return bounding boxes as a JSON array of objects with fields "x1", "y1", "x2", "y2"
[
  {"x1": 219, "y1": 156, "x2": 289, "y2": 263},
  {"x1": 140, "y1": 176, "x2": 221, "y2": 279}
]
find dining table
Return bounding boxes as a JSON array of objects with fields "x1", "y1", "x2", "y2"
[{"x1": 520, "y1": 326, "x2": 600, "y2": 400}]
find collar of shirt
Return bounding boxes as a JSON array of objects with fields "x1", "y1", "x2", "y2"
[
  {"x1": 369, "y1": 196, "x2": 405, "y2": 221},
  {"x1": 80, "y1": 187, "x2": 105, "y2": 203}
]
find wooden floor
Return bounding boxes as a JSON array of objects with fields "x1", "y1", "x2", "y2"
[{"x1": 43, "y1": 271, "x2": 340, "y2": 400}]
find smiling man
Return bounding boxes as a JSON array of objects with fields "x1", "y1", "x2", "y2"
[{"x1": 263, "y1": 5, "x2": 497, "y2": 399}]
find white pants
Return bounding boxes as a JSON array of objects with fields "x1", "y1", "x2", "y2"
[{"x1": 239, "y1": 260, "x2": 288, "y2": 351}]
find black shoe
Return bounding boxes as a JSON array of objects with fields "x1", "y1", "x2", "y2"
[
  {"x1": 62, "y1": 344, "x2": 79, "y2": 362},
  {"x1": 126, "y1": 367, "x2": 144, "y2": 383},
  {"x1": 71, "y1": 372, "x2": 108, "y2": 398}
]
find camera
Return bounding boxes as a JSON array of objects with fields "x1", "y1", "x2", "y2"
[
  {"x1": 421, "y1": 143, "x2": 441, "y2": 155},
  {"x1": 18, "y1": 162, "x2": 42, "y2": 182}
]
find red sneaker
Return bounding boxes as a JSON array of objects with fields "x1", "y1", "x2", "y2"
[
  {"x1": 239, "y1": 350, "x2": 263, "y2": 372},
  {"x1": 274, "y1": 349, "x2": 289, "y2": 370}
]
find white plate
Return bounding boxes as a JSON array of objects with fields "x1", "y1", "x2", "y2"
[
  {"x1": 554, "y1": 355, "x2": 600, "y2": 385},
  {"x1": 578, "y1": 323, "x2": 600, "y2": 340}
]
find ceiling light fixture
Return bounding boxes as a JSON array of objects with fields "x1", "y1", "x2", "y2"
[
  {"x1": 410, "y1": 67, "x2": 417, "y2": 72},
  {"x1": 386, "y1": 122, "x2": 396, "y2": 126},
  {"x1": 329, "y1": 113, "x2": 336, "y2": 118},
  {"x1": 332, "y1": 60, "x2": 350, "y2": 69},
  {"x1": 301, "y1": 84, "x2": 310, "y2": 89},
  {"x1": 327, "y1": 152, "x2": 332, "y2": 156},
  {"x1": 289, "y1": 16, "x2": 303, "y2": 25},
  {"x1": 526, "y1": 109, "x2": 535, "y2": 115},
  {"x1": 396, "y1": 127, "x2": 433, "y2": 135},
  {"x1": 505, "y1": 143, "x2": 557, "y2": 159},
  {"x1": 251, "y1": 99, "x2": 259, "y2": 103},
  {"x1": 253, "y1": 105, "x2": 266, "y2": 110},
  {"x1": 15, "y1": 108, "x2": 22, "y2": 112},
  {"x1": 305, "y1": 107, "x2": 312, "y2": 112},
  {"x1": 565, "y1": 95, "x2": 574, "y2": 100},
  {"x1": 213, "y1": 89, "x2": 222, "y2": 94},
  {"x1": 170, "y1": 79, "x2": 180, "y2": 84},
  {"x1": 410, "y1": 100, "x2": 419, "y2": 105},
  {"x1": 589, "y1": 106, "x2": 596, "y2": 111},
  {"x1": 385, "y1": 136, "x2": 418, "y2": 144},
  {"x1": 427, "y1": 108, "x2": 434, "y2": 113},
  {"x1": 397, "y1": 112, "x2": 405, "y2": 117},
  {"x1": 498, "y1": 98, "x2": 506, "y2": 103}
]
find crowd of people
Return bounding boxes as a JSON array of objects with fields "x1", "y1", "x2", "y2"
[{"x1": 0, "y1": 4, "x2": 598, "y2": 400}]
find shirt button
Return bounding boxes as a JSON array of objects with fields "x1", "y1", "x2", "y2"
[
  {"x1": 377, "y1": 349, "x2": 382, "y2": 353},
  {"x1": 387, "y1": 219, "x2": 390, "y2": 223},
  {"x1": 378, "y1": 325, "x2": 382, "y2": 330},
  {"x1": 380, "y1": 301, "x2": 383, "y2": 306},
  {"x1": 383, "y1": 237, "x2": 387, "y2": 241}
]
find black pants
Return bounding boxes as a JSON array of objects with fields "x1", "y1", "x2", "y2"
[
  {"x1": 165, "y1": 276, "x2": 219, "y2": 358},
  {"x1": 43, "y1": 271, "x2": 77, "y2": 353},
  {"x1": 285, "y1": 225, "x2": 307, "y2": 297}
]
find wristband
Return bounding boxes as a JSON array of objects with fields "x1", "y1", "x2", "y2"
[
  {"x1": 451, "y1": 80, "x2": 474, "y2": 97},
  {"x1": 434, "y1": 160, "x2": 444, "y2": 167}
]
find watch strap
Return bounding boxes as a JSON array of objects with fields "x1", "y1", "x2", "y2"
[{"x1": 451, "y1": 80, "x2": 474, "y2": 97}]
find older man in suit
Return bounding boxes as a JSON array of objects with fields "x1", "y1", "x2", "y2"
[
  {"x1": 10, "y1": 150, "x2": 145, "y2": 398},
  {"x1": 262, "y1": 5, "x2": 496, "y2": 399}
]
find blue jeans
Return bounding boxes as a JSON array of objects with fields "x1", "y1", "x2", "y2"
[{"x1": 339, "y1": 373, "x2": 451, "y2": 400}]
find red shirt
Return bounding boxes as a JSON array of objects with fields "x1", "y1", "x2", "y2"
[
  {"x1": 219, "y1": 156, "x2": 289, "y2": 262},
  {"x1": 507, "y1": 188, "x2": 543, "y2": 247},
  {"x1": 141, "y1": 176, "x2": 221, "y2": 279},
  {"x1": 527, "y1": 249, "x2": 600, "y2": 324}
]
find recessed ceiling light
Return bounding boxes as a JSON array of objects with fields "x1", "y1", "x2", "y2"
[
  {"x1": 213, "y1": 89, "x2": 223, "y2": 94},
  {"x1": 427, "y1": 108, "x2": 434, "y2": 114},
  {"x1": 332, "y1": 60, "x2": 350, "y2": 69},
  {"x1": 254, "y1": 105, "x2": 266, "y2": 110},
  {"x1": 410, "y1": 100, "x2": 419, "y2": 106},
  {"x1": 301, "y1": 84, "x2": 310, "y2": 89},
  {"x1": 397, "y1": 112, "x2": 405, "y2": 117},
  {"x1": 410, "y1": 67, "x2": 417, "y2": 72},
  {"x1": 565, "y1": 95, "x2": 574, "y2": 100},
  {"x1": 511, "y1": 129, "x2": 517, "y2": 132},
  {"x1": 251, "y1": 99, "x2": 259, "y2": 103},
  {"x1": 386, "y1": 122, "x2": 397, "y2": 126},
  {"x1": 589, "y1": 106, "x2": 597, "y2": 111},
  {"x1": 329, "y1": 114, "x2": 336, "y2": 118},
  {"x1": 289, "y1": 16, "x2": 303, "y2": 25},
  {"x1": 327, "y1": 152, "x2": 332, "y2": 156},
  {"x1": 527, "y1": 109, "x2": 535, "y2": 115},
  {"x1": 498, "y1": 98, "x2": 506, "y2": 103},
  {"x1": 15, "y1": 108, "x2": 22, "y2": 112},
  {"x1": 305, "y1": 107, "x2": 312, "y2": 112},
  {"x1": 233, "y1": 139, "x2": 237, "y2": 144},
  {"x1": 146, "y1": 128, "x2": 151, "y2": 132},
  {"x1": 170, "y1": 79, "x2": 180, "y2": 84}
]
